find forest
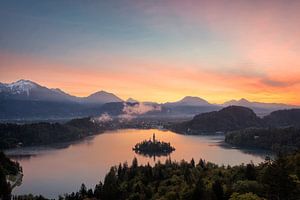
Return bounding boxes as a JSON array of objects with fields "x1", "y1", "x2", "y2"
[
  {"x1": 225, "y1": 127, "x2": 300, "y2": 153},
  {"x1": 64, "y1": 152, "x2": 300, "y2": 200},
  {"x1": 0, "y1": 118, "x2": 106, "y2": 149}
]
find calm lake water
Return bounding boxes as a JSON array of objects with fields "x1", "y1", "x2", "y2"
[{"x1": 6, "y1": 129, "x2": 271, "y2": 198}]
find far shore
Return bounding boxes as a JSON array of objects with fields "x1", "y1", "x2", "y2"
[{"x1": 4, "y1": 128, "x2": 273, "y2": 161}]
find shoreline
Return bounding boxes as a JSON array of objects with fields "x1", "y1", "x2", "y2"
[{"x1": 4, "y1": 128, "x2": 273, "y2": 160}]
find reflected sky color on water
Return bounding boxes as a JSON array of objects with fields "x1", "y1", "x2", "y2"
[{"x1": 7, "y1": 129, "x2": 271, "y2": 198}]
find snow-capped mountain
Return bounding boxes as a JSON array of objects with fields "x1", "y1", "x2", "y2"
[
  {"x1": 0, "y1": 79, "x2": 37, "y2": 96},
  {"x1": 0, "y1": 79, "x2": 76, "y2": 102},
  {"x1": 0, "y1": 80, "x2": 126, "y2": 119},
  {"x1": 0, "y1": 80, "x2": 123, "y2": 104}
]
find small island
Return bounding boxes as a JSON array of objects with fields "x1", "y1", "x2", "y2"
[{"x1": 133, "y1": 134, "x2": 175, "y2": 158}]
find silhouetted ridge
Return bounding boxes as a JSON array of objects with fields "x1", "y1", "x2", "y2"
[
  {"x1": 263, "y1": 109, "x2": 300, "y2": 127},
  {"x1": 172, "y1": 106, "x2": 263, "y2": 134}
]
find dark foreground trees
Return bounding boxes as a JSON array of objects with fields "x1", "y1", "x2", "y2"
[
  {"x1": 0, "y1": 152, "x2": 22, "y2": 200},
  {"x1": 59, "y1": 152, "x2": 300, "y2": 200},
  {"x1": 2, "y1": 151, "x2": 298, "y2": 200}
]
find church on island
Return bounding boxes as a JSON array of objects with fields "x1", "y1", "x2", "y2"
[{"x1": 133, "y1": 133, "x2": 175, "y2": 157}]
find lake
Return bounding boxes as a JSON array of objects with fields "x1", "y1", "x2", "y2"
[{"x1": 5, "y1": 129, "x2": 272, "y2": 198}]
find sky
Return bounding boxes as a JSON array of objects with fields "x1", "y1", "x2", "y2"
[{"x1": 0, "y1": 0, "x2": 300, "y2": 104}]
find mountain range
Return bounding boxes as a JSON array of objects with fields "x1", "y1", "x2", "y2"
[
  {"x1": 222, "y1": 98, "x2": 297, "y2": 116},
  {"x1": 0, "y1": 80, "x2": 298, "y2": 120},
  {"x1": 0, "y1": 79, "x2": 122, "y2": 104}
]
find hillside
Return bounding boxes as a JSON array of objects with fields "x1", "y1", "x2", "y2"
[
  {"x1": 263, "y1": 109, "x2": 300, "y2": 128},
  {"x1": 172, "y1": 106, "x2": 263, "y2": 134}
]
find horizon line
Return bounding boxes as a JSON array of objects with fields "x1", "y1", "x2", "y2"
[{"x1": 1, "y1": 79, "x2": 300, "y2": 106}]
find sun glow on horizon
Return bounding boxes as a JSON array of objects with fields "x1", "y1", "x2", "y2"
[{"x1": 1, "y1": 1, "x2": 300, "y2": 105}]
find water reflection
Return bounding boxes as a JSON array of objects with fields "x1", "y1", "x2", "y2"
[
  {"x1": 132, "y1": 133, "x2": 175, "y2": 161},
  {"x1": 5, "y1": 129, "x2": 272, "y2": 199},
  {"x1": 133, "y1": 151, "x2": 174, "y2": 161}
]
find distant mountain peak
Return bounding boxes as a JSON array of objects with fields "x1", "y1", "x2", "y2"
[
  {"x1": 239, "y1": 98, "x2": 250, "y2": 103},
  {"x1": 178, "y1": 96, "x2": 210, "y2": 105},
  {"x1": 126, "y1": 98, "x2": 138, "y2": 103},
  {"x1": 9, "y1": 79, "x2": 37, "y2": 87},
  {"x1": 88, "y1": 90, "x2": 118, "y2": 97},
  {"x1": 16, "y1": 79, "x2": 35, "y2": 83},
  {"x1": 85, "y1": 90, "x2": 123, "y2": 104},
  {"x1": 164, "y1": 96, "x2": 210, "y2": 107},
  {"x1": 180, "y1": 96, "x2": 208, "y2": 102},
  {"x1": 93, "y1": 90, "x2": 108, "y2": 94},
  {"x1": 222, "y1": 98, "x2": 298, "y2": 116},
  {"x1": 2, "y1": 79, "x2": 38, "y2": 96},
  {"x1": 224, "y1": 98, "x2": 250, "y2": 105}
]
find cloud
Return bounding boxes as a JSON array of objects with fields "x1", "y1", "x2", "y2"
[
  {"x1": 260, "y1": 78, "x2": 300, "y2": 88},
  {"x1": 123, "y1": 102, "x2": 160, "y2": 115},
  {"x1": 119, "y1": 102, "x2": 161, "y2": 121},
  {"x1": 92, "y1": 113, "x2": 113, "y2": 123}
]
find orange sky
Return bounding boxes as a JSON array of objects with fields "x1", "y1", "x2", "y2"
[
  {"x1": 1, "y1": 51, "x2": 299, "y2": 105},
  {"x1": 1, "y1": 1, "x2": 300, "y2": 105}
]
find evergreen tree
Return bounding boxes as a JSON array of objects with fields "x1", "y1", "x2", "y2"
[
  {"x1": 212, "y1": 180, "x2": 224, "y2": 200},
  {"x1": 0, "y1": 167, "x2": 11, "y2": 200},
  {"x1": 94, "y1": 181, "x2": 103, "y2": 199},
  {"x1": 102, "y1": 167, "x2": 120, "y2": 200},
  {"x1": 245, "y1": 163, "x2": 256, "y2": 180},
  {"x1": 79, "y1": 183, "x2": 87, "y2": 197},
  {"x1": 192, "y1": 178, "x2": 205, "y2": 200},
  {"x1": 262, "y1": 156, "x2": 298, "y2": 200}
]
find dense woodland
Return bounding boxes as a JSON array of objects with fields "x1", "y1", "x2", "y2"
[
  {"x1": 225, "y1": 127, "x2": 300, "y2": 153},
  {"x1": 263, "y1": 109, "x2": 300, "y2": 128},
  {"x1": 0, "y1": 152, "x2": 22, "y2": 200},
  {"x1": 0, "y1": 118, "x2": 106, "y2": 149}
]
